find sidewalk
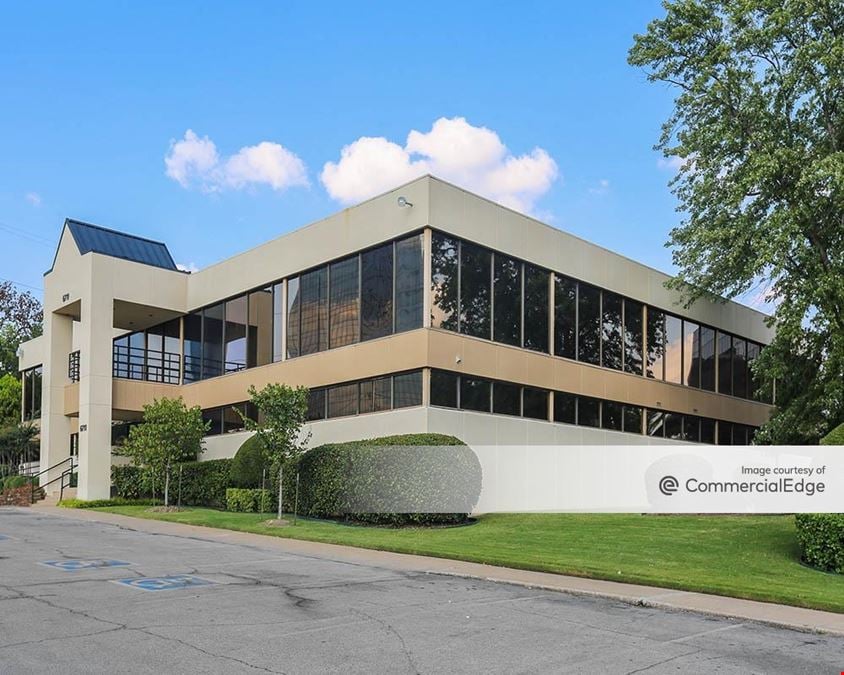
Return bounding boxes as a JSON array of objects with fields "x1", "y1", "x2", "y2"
[{"x1": 32, "y1": 504, "x2": 844, "y2": 637}]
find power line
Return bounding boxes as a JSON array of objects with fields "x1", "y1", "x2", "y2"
[
  {"x1": 0, "y1": 278, "x2": 43, "y2": 292},
  {"x1": 0, "y1": 220, "x2": 54, "y2": 248}
]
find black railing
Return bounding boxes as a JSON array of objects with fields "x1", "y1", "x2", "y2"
[
  {"x1": 113, "y1": 344, "x2": 180, "y2": 384},
  {"x1": 28, "y1": 456, "x2": 76, "y2": 504},
  {"x1": 68, "y1": 350, "x2": 80, "y2": 383},
  {"x1": 183, "y1": 354, "x2": 246, "y2": 382}
]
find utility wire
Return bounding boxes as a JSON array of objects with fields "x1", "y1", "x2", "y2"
[{"x1": 0, "y1": 220, "x2": 54, "y2": 248}]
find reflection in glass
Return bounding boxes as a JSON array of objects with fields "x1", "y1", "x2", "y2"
[
  {"x1": 183, "y1": 312, "x2": 202, "y2": 382},
  {"x1": 299, "y1": 267, "x2": 328, "y2": 355},
  {"x1": 733, "y1": 338, "x2": 747, "y2": 399},
  {"x1": 623, "y1": 405, "x2": 643, "y2": 434},
  {"x1": 431, "y1": 370, "x2": 459, "y2": 408},
  {"x1": 554, "y1": 275, "x2": 577, "y2": 359},
  {"x1": 395, "y1": 234, "x2": 423, "y2": 332},
  {"x1": 459, "y1": 242, "x2": 491, "y2": 339},
  {"x1": 286, "y1": 277, "x2": 301, "y2": 359},
  {"x1": 746, "y1": 341, "x2": 760, "y2": 400},
  {"x1": 493, "y1": 253, "x2": 521, "y2": 346},
  {"x1": 272, "y1": 283, "x2": 283, "y2": 362},
  {"x1": 328, "y1": 382, "x2": 358, "y2": 418},
  {"x1": 493, "y1": 382, "x2": 520, "y2": 416},
  {"x1": 523, "y1": 264, "x2": 549, "y2": 353},
  {"x1": 578, "y1": 397, "x2": 600, "y2": 427},
  {"x1": 602, "y1": 401, "x2": 623, "y2": 431},
  {"x1": 248, "y1": 288, "x2": 273, "y2": 368},
  {"x1": 224, "y1": 295, "x2": 247, "y2": 373},
  {"x1": 361, "y1": 243, "x2": 393, "y2": 341},
  {"x1": 717, "y1": 332, "x2": 732, "y2": 395},
  {"x1": 307, "y1": 389, "x2": 326, "y2": 421},
  {"x1": 393, "y1": 371, "x2": 422, "y2": 408},
  {"x1": 577, "y1": 284, "x2": 601, "y2": 365},
  {"x1": 648, "y1": 410, "x2": 665, "y2": 437},
  {"x1": 683, "y1": 320, "x2": 700, "y2": 388},
  {"x1": 700, "y1": 326, "x2": 716, "y2": 391},
  {"x1": 646, "y1": 308, "x2": 665, "y2": 379},
  {"x1": 665, "y1": 412, "x2": 683, "y2": 439},
  {"x1": 460, "y1": 376, "x2": 491, "y2": 413},
  {"x1": 329, "y1": 256, "x2": 360, "y2": 349},
  {"x1": 554, "y1": 391, "x2": 577, "y2": 424},
  {"x1": 601, "y1": 292, "x2": 623, "y2": 370},
  {"x1": 430, "y1": 233, "x2": 459, "y2": 331},
  {"x1": 664, "y1": 315, "x2": 683, "y2": 384},
  {"x1": 683, "y1": 415, "x2": 700, "y2": 442},
  {"x1": 623, "y1": 300, "x2": 644, "y2": 375}
]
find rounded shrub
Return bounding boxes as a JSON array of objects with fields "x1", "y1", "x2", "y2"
[
  {"x1": 295, "y1": 433, "x2": 482, "y2": 526},
  {"x1": 795, "y1": 514, "x2": 844, "y2": 573},
  {"x1": 3, "y1": 475, "x2": 31, "y2": 490},
  {"x1": 230, "y1": 435, "x2": 267, "y2": 488},
  {"x1": 820, "y1": 423, "x2": 844, "y2": 446}
]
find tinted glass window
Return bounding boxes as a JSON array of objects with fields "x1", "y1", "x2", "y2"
[
  {"x1": 146, "y1": 325, "x2": 163, "y2": 382},
  {"x1": 299, "y1": 267, "x2": 328, "y2": 355},
  {"x1": 554, "y1": 275, "x2": 577, "y2": 359},
  {"x1": 665, "y1": 412, "x2": 683, "y2": 440},
  {"x1": 524, "y1": 264, "x2": 549, "y2": 353},
  {"x1": 247, "y1": 288, "x2": 273, "y2": 368},
  {"x1": 223, "y1": 404, "x2": 245, "y2": 433},
  {"x1": 578, "y1": 397, "x2": 601, "y2": 428},
  {"x1": 700, "y1": 326, "x2": 716, "y2": 391},
  {"x1": 306, "y1": 389, "x2": 326, "y2": 421},
  {"x1": 459, "y1": 242, "x2": 491, "y2": 339},
  {"x1": 224, "y1": 295, "x2": 248, "y2": 373},
  {"x1": 733, "y1": 424, "x2": 749, "y2": 445},
  {"x1": 647, "y1": 410, "x2": 665, "y2": 437},
  {"x1": 202, "y1": 408, "x2": 222, "y2": 435},
  {"x1": 430, "y1": 233, "x2": 459, "y2": 331},
  {"x1": 602, "y1": 401, "x2": 623, "y2": 431},
  {"x1": 361, "y1": 244, "x2": 393, "y2": 341},
  {"x1": 718, "y1": 421, "x2": 733, "y2": 445},
  {"x1": 183, "y1": 313, "x2": 202, "y2": 383},
  {"x1": 623, "y1": 300, "x2": 644, "y2": 375},
  {"x1": 683, "y1": 321, "x2": 700, "y2": 388},
  {"x1": 202, "y1": 303, "x2": 224, "y2": 379},
  {"x1": 272, "y1": 283, "x2": 284, "y2": 362},
  {"x1": 329, "y1": 256, "x2": 360, "y2": 349},
  {"x1": 431, "y1": 370, "x2": 459, "y2": 408},
  {"x1": 460, "y1": 376, "x2": 491, "y2": 413},
  {"x1": 492, "y1": 253, "x2": 521, "y2": 346},
  {"x1": 646, "y1": 309, "x2": 665, "y2": 379},
  {"x1": 664, "y1": 315, "x2": 683, "y2": 384},
  {"x1": 700, "y1": 418, "x2": 716, "y2": 444},
  {"x1": 601, "y1": 292, "x2": 623, "y2": 370},
  {"x1": 733, "y1": 338, "x2": 748, "y2": 398},
  {"x1": 553, "y1": 391, "x2": 577, "y2": 424},
  {"x1": 623, "y1": 405, "x2": 643, "y2": 434},
  {"x1": 493, "y1": 382, "x2": 520, "y2": 416},
  {"x1": 393, "y1": 371, "x2": 422, "y2": 408},
  {"x1": 328, "y1": 382, "x2": 358, "y2": 418},
  {"x1": 522, "y1": 388, "x2": 548, "y2": 420},
  {"x1": 395, "y1": 234, "x2": 423, "y2": 332},
  {"x1": 577, "y1": 284, "x2": 601, "y2": 365},
  {"x1": 129, "y1": 331, "x2": 145, "y2": 380},
  {"x1": 286, "y1": 277, "x2": 301, "y2": 359},
  {"x1": 360, "y1": 377, "x2": 392, "y2": 414},
  {"x1": 683, "y1": 415, "x2": 700, "y2": 443},
  {"x1": 717, "y1": 332, "x2": 733, "y2": 395},
  {"x1": 746, "y1": 341, "x2": 760, "y2": 400}
]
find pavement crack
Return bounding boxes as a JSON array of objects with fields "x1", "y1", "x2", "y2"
[
  {"x1": 625, "y1": 649, "x2": 701, "y2": 674},
  {"x1": 351, "y1": 608, "x2": 421, "y2": 675}
]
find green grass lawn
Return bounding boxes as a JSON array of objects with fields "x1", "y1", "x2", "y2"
[{"x1": 90, "y1": 506, "x2": 844, "y2": 613}]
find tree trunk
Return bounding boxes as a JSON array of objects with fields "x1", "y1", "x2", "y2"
[
  {"x1": 164, "y1": 465, "x2": 170, "y2": 507},
  {"x1": 277, "y1": 464, "x2": 283, "y2": 520}
]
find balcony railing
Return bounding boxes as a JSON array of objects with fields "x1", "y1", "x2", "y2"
[
  {"x1": 68, "y1": 351, "x2": 80, "y2": 383},
  {"x1": 113, "y1": 344, "x2": 180, "y2": 384}
]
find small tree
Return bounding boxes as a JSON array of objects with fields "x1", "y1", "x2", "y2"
[
  {"x1": 0, "y1": 374, "x2": 22, "y2": 428},
  {"x1": 122, "y1": 397, "x2": 208, "y2": 506},
  {"x1": 237, "y1": 383, "x2": 309, "y2": 518}
]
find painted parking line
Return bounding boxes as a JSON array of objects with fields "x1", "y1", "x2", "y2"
[
  {"x1": 39, "y1": 559, "x2": 133, "y2": 571},
  {"x1": 112, "y1": 575, "x2": 215, "y2": 592}
]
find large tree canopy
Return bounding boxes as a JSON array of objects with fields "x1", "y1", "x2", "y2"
[
  {"x1": 629, "y1": 0, "x2": 844, "y2": 443},
  {"x1": 0, "y1": 281, "x2": 43, "y2": 378}
]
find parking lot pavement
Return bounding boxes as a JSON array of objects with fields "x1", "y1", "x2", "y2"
[{"x1": 1, "y1": 508, "x2": 842, "y2": 674}]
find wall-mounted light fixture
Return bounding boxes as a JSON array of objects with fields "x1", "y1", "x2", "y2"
[{"x1": 397, "y1": 196, "x2": 413, "y2": 208}]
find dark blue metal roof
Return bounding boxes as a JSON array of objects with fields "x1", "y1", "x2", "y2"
[{"x1": 65, "y1": 219, "x2": 177, "y2": 271}]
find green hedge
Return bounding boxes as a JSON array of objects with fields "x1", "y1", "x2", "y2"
[
  {"x1": 795, "y1": 514, "x2": 844, "y2": 573},
  {"x1": 230, "y1": 435, "x2": 267, "y2": 488},
  {"x1": 821, "y1": 423, "x2": 844, "y2": 445},
  {"x1": 2, "y1": 475, "x2": 36, "y2": 490},
  {"x1": 294, "y1": 433, "x2": 481, "y2": 526},
  {"x1": 112, "y1": 459, "x2": 232, "y2": 507},
  {"x1": 59, "y1": 498, "x2": 156, "y2": 509},
  {"x1": 225, "y1": 488, "x2": 274, "y2": 512}
]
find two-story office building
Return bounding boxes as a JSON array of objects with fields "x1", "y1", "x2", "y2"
[{"x1": 19, "y1": 176, "x2": 774, "y2": 503}]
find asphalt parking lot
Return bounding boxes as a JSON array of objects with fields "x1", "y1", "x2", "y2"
[{"x1": 0, "y1": 508, "x2": 842, "y2": 674}]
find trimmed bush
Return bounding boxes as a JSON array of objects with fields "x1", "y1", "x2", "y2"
[
  {"x1": 112, "y1": 459, "x2": 232, "y2": 507},
  {"x1": 230, "y1": 435, "x2": 267, "y2": 488},
  {"x1": 59, "y1": 498, "x2": 156, "y2": 509},
  {"x1": 3, "y1": 475, "x2": 33, "y2": 490},
  {"x1": 225, "y1": 488, "x2": 274, "y2": 513},
  {"x1": 795, "y1": 514, "x2": 844, "y2": 573},
  {"x1": 820, "y1": 423, "x2": 844, "y2": 445},
  {"x1": 295, "y1": 433, "x2": 481, "y2": 526}
]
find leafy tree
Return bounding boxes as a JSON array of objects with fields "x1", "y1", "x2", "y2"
[
  {"x1": 237, "y1": 383, "x2": 309, "y2": 517},
  {"x1": 0, "y1": 423, "x2": 38, "y2": 477},
  {"x1": 0, "y1": 282, "x2": 43, "y2": 378},
  {"x1": 629, "y1": 1, "x2": 844, "y2": 442},
  {"x1": 0, "y1": 374, "x2": 22, "y2": 427},
  {"x1": 121, "y1": 397, "x2": 208, "y2": 506}
]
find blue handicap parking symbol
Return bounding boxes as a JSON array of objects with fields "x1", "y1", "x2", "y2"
[
  {"x1": 0, "y1": 535, "x2": 9, "y2": 541},
  {"x1": 113, "y1": 575, "x2": 215, "y2": 592},
  {"x1": 40, "y1": 559, "x2": 132, "y2": 571}
]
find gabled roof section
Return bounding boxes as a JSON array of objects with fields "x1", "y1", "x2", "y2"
[{"x1": 61, "y1": 218, "x2": 178, "y2": 271}]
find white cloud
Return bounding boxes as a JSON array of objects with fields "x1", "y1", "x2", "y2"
[
  {"x1": 176, "y1": 261, "x2": 199, "y2": 273},
  {"x1": 657, "y1": 155, "x2": 698, "y2": 173},
  {"x1": 589, "y1": 179, "x2": 610, "y2": 195},
  {"x1": 320, "y1": 117, "x2": 559, "y2": 214},
  {"x1": 25, "y1": 192, "x2": 41, "y2": 207},
  {"x1": 164, "y1": 130, "x2": 308, "y2": 193}
]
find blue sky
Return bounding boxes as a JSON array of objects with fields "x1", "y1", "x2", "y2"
[{"x1": 0, "y1": 1, "x2": 687, "y2": 299}]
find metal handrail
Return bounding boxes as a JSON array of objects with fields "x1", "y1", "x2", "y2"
[{"x1": 29, "y1": 457, "x2": 76, "y2": 503}]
